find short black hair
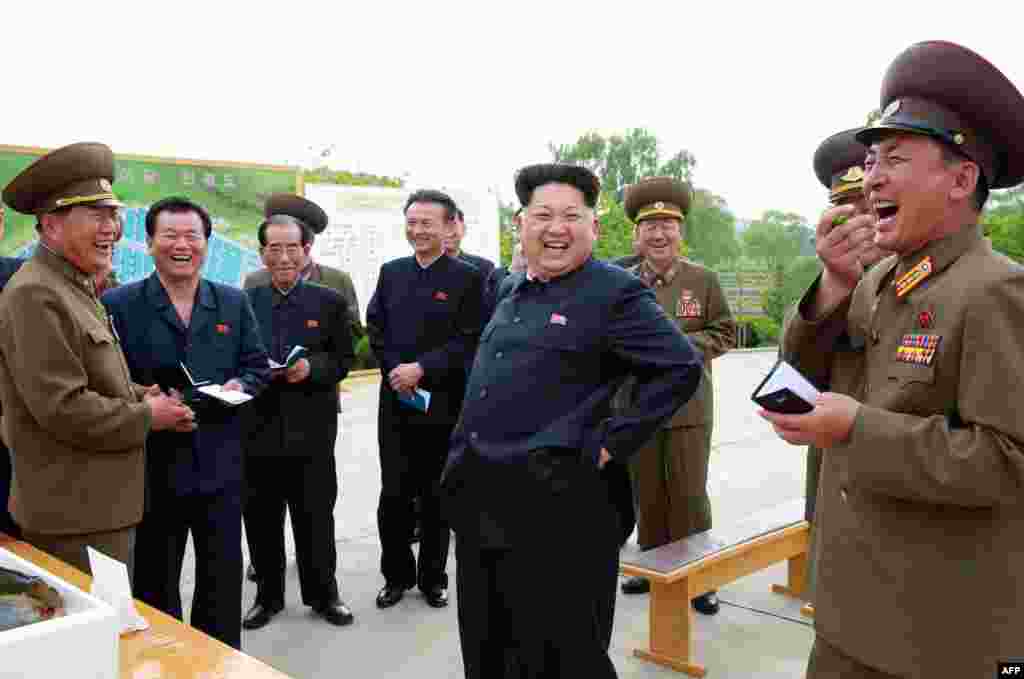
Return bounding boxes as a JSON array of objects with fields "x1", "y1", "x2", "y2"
[
  {"x1": 938, "y1": 143, "x2": 989, "y2": 212},
  {"x1": 258, "y1": 214, "x2": 314, "y2": 248},
  {"x1": 455, "y1": 207, "x2": 465, "y2": 222},
  {"x1": 514, "y1": 163, "x2": 600, "y2": 209},
  {"x1": 145, "y1": 196, "x2": 213, "y2": 238},
  {"x1": 403, "y1": 189, "x2": 457, "y2": 221}
]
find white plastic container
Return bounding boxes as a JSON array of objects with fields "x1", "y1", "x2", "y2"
[{"x1": 0, "y1": 547, "x2": 118, "y2": 679}]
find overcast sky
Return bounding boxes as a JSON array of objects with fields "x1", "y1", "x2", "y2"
[{"x1": 4, "y1": 2, "x2": 1021, "y2": 223}]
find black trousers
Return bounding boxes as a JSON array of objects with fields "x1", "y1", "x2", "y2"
[
  {"x1": 377, "y1": 394, "x2": 452, "y2": 591},
  {"x1": 452, "y1": 449, "x2": 621, "y2": 679},
  {"x1": 243, "y1": 454, "x2": 340, "y2": 608},
  {"x1": 0, "y1": 441, "x2": 19, "y2": 538},
  {"x1": 133, "y1": 487, "x2": 243, "y2": 650}
]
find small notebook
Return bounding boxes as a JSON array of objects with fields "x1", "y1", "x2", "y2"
[
  {"x1": 751, "y1": 359, "x2": 820, "y2": 414},
  {"x1": 396, "y1": 388, "x2": 431, "y2": 413},
  {"x1": 269, "y1": 345, "x2": 307, "y2": 371},
  {"x1": 180, "y1": 361, "x2": 252, "y2": 406}
]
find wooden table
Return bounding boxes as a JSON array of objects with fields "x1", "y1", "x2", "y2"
[{"x1": 0, "y1": 532, "x2": 291, "y2": 679}]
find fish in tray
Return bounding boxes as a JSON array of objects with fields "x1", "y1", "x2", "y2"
[{"x1": 0, "y1": 566, "x2": 65, "y2": 631}]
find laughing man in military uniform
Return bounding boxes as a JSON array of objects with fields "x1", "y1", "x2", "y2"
[
  {"x1": 616, "y1": 177, "x2": 737, "y2": 615},
  {"x1": 765, "y1": 42, "x2": 1024, "y2": 677}
]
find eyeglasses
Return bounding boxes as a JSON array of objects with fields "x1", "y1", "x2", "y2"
[{"x1": 264, "y1": 244, "x2": 303, "y2": 257}]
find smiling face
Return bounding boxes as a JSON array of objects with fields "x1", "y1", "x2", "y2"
[
  {"x1": 405, "y1": 201, "x2": 449, "y2": 259},
  {"x1": 147, "y1": 209, "x2": 208, "y2": 284},
  {"x1": 261, "y1": 221, "x2": 309, "y2": 289},
  {"x1": 863, "y1": 133, "x2": 976, "y2": 254},
  {"x1": 637, "y1": 216, "x2": 682, "y2": 269},
  {"x1": 45, "y1": 205, "x2": 119, "y2": 275},
  {"x1": 521, "y1": 182, "x2": 597, "y2": 280},
  {"x1": 443, "y1": 214, "x2": 466, "y2": 255}
]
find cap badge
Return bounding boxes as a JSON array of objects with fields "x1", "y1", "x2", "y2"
[
  {"x1": 653, "y1": 201, "x2": 665, "y2": 210},
  {"x1": 882, "y1": 99, "x2": 901, "y2": 120},
  {"x1": 840, "y1": 166, "x2": 865, "y2": 182},
  {"x1": 953, "y1": 132, "x2": 965, "y2": 145},
  {"x1": 99, "y1": 178, "x2": 112, "y2": 192}
]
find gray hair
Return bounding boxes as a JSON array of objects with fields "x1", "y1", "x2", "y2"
[{"x1": 259, "y1": 214, "x2": 314, "y2": 247}]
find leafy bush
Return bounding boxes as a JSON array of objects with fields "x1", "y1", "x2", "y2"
[
  {"x1": 736, "y1": 314, "x2": 780, "y2": 348},
  {"x1": 353, "y1": 336, "x2": 378, "y2": 371}
]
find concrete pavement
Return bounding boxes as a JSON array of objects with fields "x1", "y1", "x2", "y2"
[{"x1": 176, "y1": 348, "x2": 816, "y2": 678}]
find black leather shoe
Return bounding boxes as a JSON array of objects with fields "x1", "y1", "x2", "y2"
[
  {"x1": 423, "y1": 585, "x2": 448, "y2": 608},
  {"x1": 376, "y1": 585, "x2": 407, "y2": 609},
  {"x1": 314, "y1": 600, "x2": 354, "y2": 626},
  {"x1": 692, "y1": 591, "x2": 720, "y2": 615},
  {"x1": 621, "y1": 576, "x2": 650, "y2": 595},
  {"x1": 242, "y1": 602, "x2": 283, "y2": 630},
  {"x1": 246, "y1": 564, "x2": 258, "y2": 582}
]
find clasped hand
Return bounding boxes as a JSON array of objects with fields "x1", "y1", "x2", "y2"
[
  {"x1": 388, "y1": 362, "x2": 424, "y2": 395},
  {"x1": 144, "y1": 385, "x2": 197, "y2": 433}
]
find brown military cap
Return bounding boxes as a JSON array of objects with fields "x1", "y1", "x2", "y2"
[
  {"x1": 514, "y1": 163, "x2": 601, "y2": 208},
  {"x1": 857, "y1": 41, "x2": 1024, "y2": 189},
  {"x1": 2, "y1": 142, "x2": 123, "y2": 215},
  {"x1": 264, "y1": 193, "x2": 329, "y2": 234},
  {"x1": 814, "y1": 129, "x2": 867, "y2": 203},
  {"x1": 624, "y1": 176, "x2": 692, "y2": 223}
]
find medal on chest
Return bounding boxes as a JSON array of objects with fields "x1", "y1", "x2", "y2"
[
  {"x1": 895, "y1": 333, "x2": 941, "y2": 365},
  {"x1": 677, "y1": 289, "x2": 702, "y2": 318}
]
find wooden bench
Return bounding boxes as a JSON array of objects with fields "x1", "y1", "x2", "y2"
[{"x1": 620, "y1": 499, "x2": 809, "y2": 677}]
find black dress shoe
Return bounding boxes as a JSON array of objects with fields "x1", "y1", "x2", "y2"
[
  {"x1": 621, "y1": 576, "x2": 650, "y2": 595},
  {"x1": 242, "y1": 601, "x2": 283, "y2": 630},
  {"x1": 246, "y1": 564, "x2": 258, "y2": 582},
  {"x1": 692, "y1": 591, "x2": 720, "y2": 615},
  {"x1": 423, "y1": 585, "x2": 448, "y2": 608},
  {"x1": 375, "y1": 585, "x2": 407, "y2": 609},
  {"x1": 314, "y1": 600, "x2": 354, "y2": 626}
]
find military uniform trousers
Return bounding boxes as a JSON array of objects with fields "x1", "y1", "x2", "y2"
[
  {"x1": 452, "y1": 449, "x2": 621, "y2": 679},
  {"x1": 808, "y1": 635, "x2": 901, "y2": 679},
  {"x1": 804, "y1": 445, "x2": 823, "y2": 598},
  {"x1": 133, "y1": 487, "x2": 243, "y2": 650},
  {"x1": 22, "y1": 526, "x2": 135, "y2": 579},
  {"x1": 629, "y1": 425, "x2": 712, "y2": 549},
  {"x1": 244, "y1": 453, "x2": 340, "y2": 609},
  {"x1": 377, "y1": 389, "x2": 452, "y2": 591}
]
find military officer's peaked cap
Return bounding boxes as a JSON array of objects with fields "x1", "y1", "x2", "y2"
[
  {"x1": 857, "y1": 41, "x2": 1024, "y2": 189},
  {"x1": 2, "y1": 142, "x2": 123, "y2": 215},
  {"x1": 813, "y1": 129, "x2": 867, "y2": 203},
  {"x1": 514, "y1": 163, "x2": 601, "y2": 208},
  {"x1": 264, "y1": 193, "x2": 329, "y2": 234},
  {"x1": 624, "y1": 176, "x2": 692, "y2": 224}
]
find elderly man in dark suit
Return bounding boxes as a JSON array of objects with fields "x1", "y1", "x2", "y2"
[
  {"x1": 241, "y1": 213, "x2": 355, "y2": 630},
  {"x1": 103, "y1": 196, "x2": 269, "y2": 650},
  {"x1": 443, "y1": 163, "x2": 702, "y2": 678},
  {"x1": 367, "y1": 189, "x2": 484, "y2": 610}
]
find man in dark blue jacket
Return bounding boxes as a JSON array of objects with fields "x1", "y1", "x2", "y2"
[
  {"x1": 0, "y1": 201, "x2": 23, "y2": 538},
  {"x1": 442, "y1": 164, "x2": 703, "y2": 679},
  {"x1": 366, "y1": 189, "x2": 484, "y2": 610},
  {"x1": 241, "y1": 214, "x2": 355, "y2": 630},
  {"x1": 103, "y1": 197, "x2": 269, "y2": 650}
]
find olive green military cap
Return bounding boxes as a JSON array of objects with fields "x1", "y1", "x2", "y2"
[
  {"x1": 624, "y1": 176, "x2": 692, "y2": 224},
  {"x1": 813, "y1": 128, "x2": 867, "y2": 204},
  {"x1": 858, "y1": 41, "x2": 1024, "y2": 189},
  {"x1": 264, "y1": 193, "x2": 329, "y2": 234},
  {"x1": 2, "y1": 142, "x2": 123, "y2": 215},
  {"x1": 514, "y1": 163, "x2": 601, "y2": 208}
]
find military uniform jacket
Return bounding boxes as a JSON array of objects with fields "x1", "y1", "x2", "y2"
[
  {"x1": 626, "y1": 258, "x2": 736, "y2": 428},
  {"x1": 103, "y1": 275, "x2": 270, "y2": 499},
  {"x1": 782, "y1": 225, "x2": 1024, "y2": 678},
  {"x1": 0, "y1": 247, "x2": 151, "y2": 534},
  {"x1": 245, "y1": 262, "x2": 362, "y2": 338},
  {"x1": 366, "y1": 254, "x2": 484, "y2": 424},
  {"x1": 244, "y1": 281, "x2": 354, "y2": 457}
]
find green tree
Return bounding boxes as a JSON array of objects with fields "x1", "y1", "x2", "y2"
[
  {"x1": 983, "y1": 185, "x2": 1024, "y2": 262},
  {"x1": 741, "y1": 210, "x2": 808, "y2": 273},
  {"x1": 548, "y1": 128, "x2": 695, "y2": 202},
  {"x1": 762, "y1": 256, "x2": 822, "y2": 324},
  {"x1": 686, "y1": 189, "x2": 740, "y2": 268},
  {"x1": 594, "y1": 192, "x2": 637, "y2": 261},
  {"x1": 302, "y1": 166, "x2": 403, "y2": 188}
]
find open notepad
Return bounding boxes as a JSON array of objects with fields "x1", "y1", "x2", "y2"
[
  {"x1": 268, "y1": 345, "x2": 308, "y2": 371},
  {"x1": 751, "y1": 359, "x2": 820, "y2": 414},
  {"x1": 180, "y1": 362, "x2": 254, "y2": 406}
]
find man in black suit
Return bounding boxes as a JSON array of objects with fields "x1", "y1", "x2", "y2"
[
  {"x1": 366, "y1": 189, "x2": 484, "y2": 610},
  {"x1": 241, "y1": 214, "x2": 355, "y2": 630},
  {"x1": 0, "y1": 201, "x2": 24, "y2": 538},
  {"x1": 446, "y1": 207, "x2": 496, "y2": 279},
  {"x1": 442, "y1": 164, "x2": 703, "y2": 678}
]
